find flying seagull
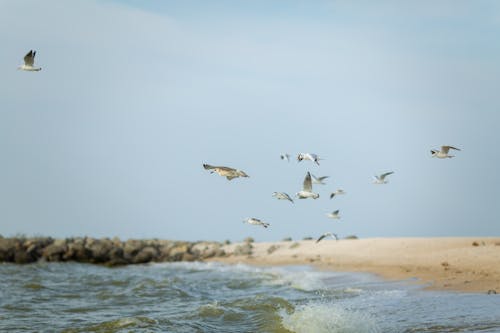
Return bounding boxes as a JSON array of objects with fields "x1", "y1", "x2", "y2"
[
  {"x1": 311, "y1": 174, "x2": 329, "y2": 185},
  {"x1": 203, "y1": 164, "x2": 249, "y2": 180},
  {"x1": 280, "y1": 153, "x2": 290, "y2": 162},
  {"x1": 431, "y1": 146, "x2": 461, "y2": 159},
  {"x1": 373, "y1": 171, "x2": 394, "y2": 184},
  {"x1": 18, "y1": 50, "x2": 42, "y2": 71},
  {"x1": 326, "y1": 210, "x2": 340, "y2": 219},
  {"x1": 316, "y1": 232, "x2": 339, "y2": 243},
  {"x1": 272, "y1": 192, "x2": 294, "y2": 203},
  {"x1": 330, "y1": 189, "x2": 346, "y2": 199},
  {"x1": 296, "y1": 172, "x2": 320, "y2": 199},
  {"x1": 243, "y1": 217, "x2": 270, "y2": 228},
  {"x1": 297, "y1": 153, "x2": 321, "y2": 165}
]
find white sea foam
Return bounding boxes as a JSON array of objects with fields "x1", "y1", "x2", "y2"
[
  {"x1": 263, "y1": 268, "x2": 329, "y2": 291},
  {"x1": 280, "y1": 303, "x2": 381, "y2": 333}
]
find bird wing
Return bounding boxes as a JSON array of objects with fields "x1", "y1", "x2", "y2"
[
  {"x1": 443, "y1": 145, "x2": 460, "y2": 152},
  {"x1": 380, "y1": 171, "x2": 394, "y2": 180},
  {"x1": 316, "y1": 234, "x2": 326, "y2": 243},
  {"x1": 24, "y1": 50, "x2": 34, "y2": 66},
  {"x1": 330, "y1": 193, "x2": 335, "y2": 199},
  {"x1": 332, "y1": 210, "x2": 339, "y2": 215},
  {"x1": 204, "y1": 164, "x2": 236, "y2": 172},
  {"x1": 318, "y1": 176, "x2": 329, "y2": 181},
  {"x1": 303, "y1": 172, "x2": 313, "y2": 191},
  {"x1": 218, "y1": 166, "x2": 236, "y2": 172}
]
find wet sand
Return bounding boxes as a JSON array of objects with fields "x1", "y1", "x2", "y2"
[{"x1": 209, "y1": 237, "x2": 500, "y2": 293}]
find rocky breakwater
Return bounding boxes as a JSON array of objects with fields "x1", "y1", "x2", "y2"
[{"x1": 0, "y1": 236, "x2": 226, "y2": 266}]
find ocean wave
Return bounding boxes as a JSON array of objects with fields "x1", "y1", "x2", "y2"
[{"x1": 280, "y1": 302, "x2": 381, "y2": 333}]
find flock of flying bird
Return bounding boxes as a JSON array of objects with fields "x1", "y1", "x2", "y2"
[
  {"x1": 204, "y1": 145, "x2": 461, "y2": 243},
  {"x1": 16, "y1": 50, "x2": 462, "y2": 243}
]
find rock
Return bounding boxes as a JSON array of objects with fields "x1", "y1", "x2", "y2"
[
  {"x1": 182, "y1": 252, "x2": 196, "y2": 262},
  {"x1": 169, "y1": 243, "x2": 189, "y2": 261},
  {"x1": 14, "y1": 250, "x2": 35, "y2": 264},
  {"x1": 133, "y1": 246, "x2": 158, "y2": 264},
  {"x1": 87, "y1": 238, "x2": 114, "y2": 263},
  {"x1": 0, "y1": 238, "x2": 18, "y2": 261},
  {"x1": 65, "y1": 240, "x2": 91, "y2": 262},
  {"x1": 42, "y1": 239, "x2": 68, "y2": 262},
  {"x1": 191, "y1": 242, "x2": 222, "y2": 259},
  {"x1": 123, "y1": 239, "x2": 145, "y2": 261},
  {"x1": 0, "y1": 237, "x2": 224, "y2": 265},
  {"x1": 108, "y1": 246, "x2": 124, "y2": 261}
]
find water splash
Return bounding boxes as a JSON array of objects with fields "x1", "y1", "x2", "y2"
[{"x1": 280, "y1": 303, "x2": 381, "y2": 333}]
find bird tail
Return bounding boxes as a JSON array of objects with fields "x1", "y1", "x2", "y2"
[{"x1": 203, "y1": 163, "x2": 214, "y2": 170}]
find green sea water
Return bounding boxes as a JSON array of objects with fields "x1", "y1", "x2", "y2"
[{"x1": 1, "y1": 262, "x2": 499, "y2": 332}]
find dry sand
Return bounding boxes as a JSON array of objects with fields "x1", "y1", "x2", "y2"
[{"x1": 208, "y1": 237, "x2": 500, "y2": 293}]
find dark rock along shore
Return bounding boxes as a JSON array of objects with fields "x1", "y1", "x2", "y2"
[{"x1": 0, "y1": 236, "x2": 226, "y2": 266}]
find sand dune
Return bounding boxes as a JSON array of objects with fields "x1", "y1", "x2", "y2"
[{"x1": 209, "y1": 237, "x2": 500, "y2": 293}]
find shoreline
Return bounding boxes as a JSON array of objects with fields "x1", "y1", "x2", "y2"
[
  {"x1": 2, "y1": 236, "x2": 499, "y2": 293},
  {"x1": 208, "y1": 237, "x2": 500, "y2": 293}
]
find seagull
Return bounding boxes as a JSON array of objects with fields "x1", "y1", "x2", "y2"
[
  {"x1": 243, "y1": 217, "x2": 270, "y2": 228},
  {"x1": 431, "y1": 146, "x2": 461, "y2": 159},
  {"x1": 373, "y1": 171, "x2": 394, "y2": 184},
  {"x1": 316, "y1": 232, "x2": 339, "y2": 243},
  {"x1": 297, "y1": 153, "x2": 321, "y2": 165},
  {"x1": 296, "y1": 172, "x2": 320, "y2": 199},
  {"x1": 280, "y1": 153, "x2": 290, "y2": 162},
  {"x1": 311, "y1": 174, "x2": 329, "y2": 185},
  {"x1": 326, "y1": 210, "x2": 340, "y2": 219},
  {"x1": 330, "y1": 189, "x2": 346, "y2": 199},
  {"x1": 203, "y1": 164, "x2": 249, "y2": 180},
  {"x1": 272, "y1": 192, "x2": 294, "y2": 203},
  {"x1": 18, "y1": 50, "x2": 42, "y2": 71}
]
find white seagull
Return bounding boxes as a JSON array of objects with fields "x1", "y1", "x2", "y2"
[
  {"x1": 280, "y1": 153, "x2": 290, "y2": 162},
  {"x1": 316, "y1": 232, "x2": 339, "y2": 243},
  {"x1": 326, "y1": 210, "x2": 341, "y2": 219},
  {"x1": 373, "y1": 171, "x2": 394, "y2": 184},
  {"x1": 431, "y1": 146, "x2": 461, "y2": 159},
  {"x1": 243, "y1": 217, "x2": 270, "y2": 228},
  {"x1": 296, "y1": 172, "x2": 320, "y2": 199},
  {"x1": 297, "y1": 153, "x2": 321, "y2": 165},
  {"x1": 330, "y1": 189, "x2": 346, "y2": 199},
  {"x1": 18, "y1": 50, "x2": 42, "y2": 71},
  {"x1": 203, "y1": 164, "x2": 249, "y2": 180},
  {"x1": 272, "y1": 192, "x2": 294, "y2": 203},
  {"x1": 311, "y1": 174, "x2": 329, "y2": 185}
]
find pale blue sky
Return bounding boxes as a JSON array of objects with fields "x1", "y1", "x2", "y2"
[{"x1": 1, "y1": 0, "x2": 500, "y2": 241}]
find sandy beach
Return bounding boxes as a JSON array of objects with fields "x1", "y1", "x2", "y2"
[{"x1": 209, "y1": 237, "x2": 500, "y2": 293}]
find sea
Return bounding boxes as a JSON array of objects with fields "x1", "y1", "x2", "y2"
[{"x1": 1, "y1": 261, "x2": 500, "y2": 333}]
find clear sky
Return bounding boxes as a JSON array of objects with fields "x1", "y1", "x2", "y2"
[{"x1": 1, "y1": 0, "x2": 500, "y2": 242}]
